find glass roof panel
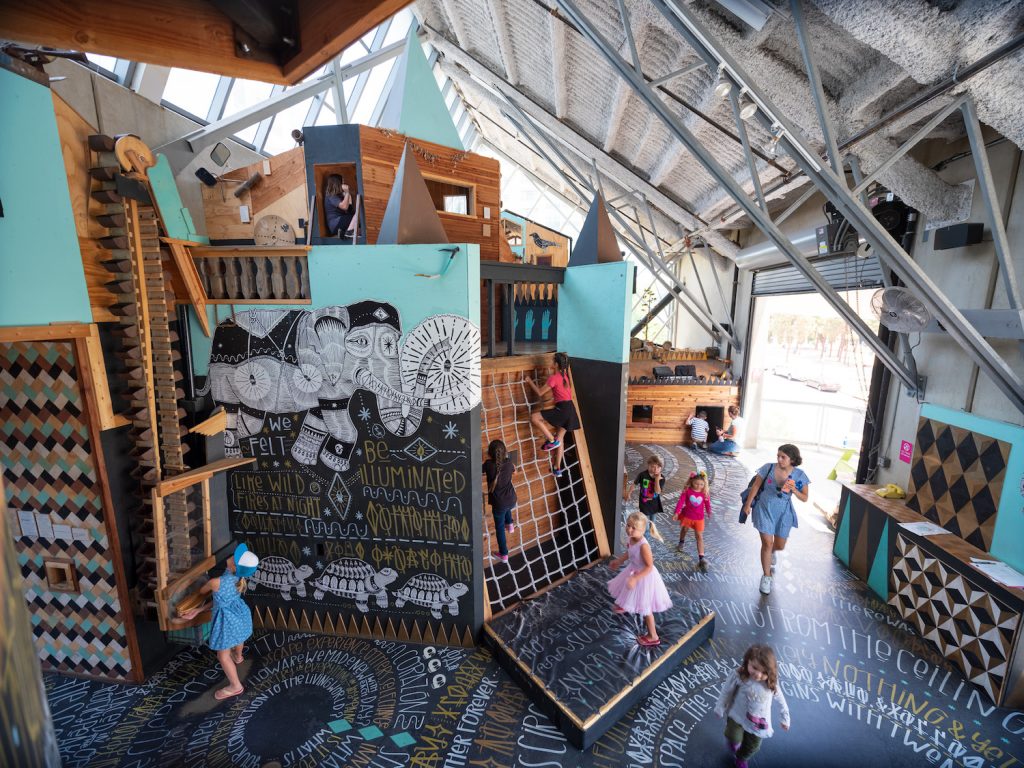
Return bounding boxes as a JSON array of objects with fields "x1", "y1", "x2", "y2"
[
  {"x1": 350, "y1": 60, "x2": 396, "y2": 124},
  {"x1": 383, "y1": 10, "x2": 413, "y2": 44},
  {"x1": 163, "y1": 68, "x2": 221, "y2": 119},
  {"x1": 262, "y1": 97, "x2": 316, "y2": 154},
  {"x1": 85, "y1": 53, "x2": 118, "y2": 73}
]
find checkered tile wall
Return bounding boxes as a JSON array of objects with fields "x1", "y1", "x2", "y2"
[
  {"x1": 1, "y1": 341, "x2": 133, "y2": 681},
  {"x1": 891, "y1": 534, "x2": 1019, "y2": 704},
  {"x1": 905, "y1": 416, "x2": 1009, "y2": 552}
]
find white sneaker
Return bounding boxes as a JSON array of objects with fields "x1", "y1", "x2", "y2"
[{"x1": 759, "y1": 575, "x2": 772, "y2": 595}]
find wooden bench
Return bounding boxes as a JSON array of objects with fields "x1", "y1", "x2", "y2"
[{"x1": 836, "y1": 483, "x2": 1024, "y2": 707}]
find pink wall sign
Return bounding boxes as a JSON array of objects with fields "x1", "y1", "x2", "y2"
[{"x1": 899, "y1": 440, "x2": 914, "y2": 463}]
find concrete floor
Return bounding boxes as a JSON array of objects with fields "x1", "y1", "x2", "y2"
[{"x1": 45, "y1": 447, "x2": 1023, "y2": 766}]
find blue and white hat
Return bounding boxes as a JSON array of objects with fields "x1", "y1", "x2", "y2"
[{"x1": 233, "y1": 542, "x2": 260, "y2": 578}]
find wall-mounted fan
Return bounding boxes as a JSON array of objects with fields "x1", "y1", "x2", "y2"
[{"x1": 871, "y1": 287, "x2": 931, "y2": 332}]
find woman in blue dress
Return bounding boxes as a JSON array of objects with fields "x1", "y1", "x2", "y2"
[
  {"x1": 740, "y1": 445, "x2": 809, "y2": 596},
  {"x1": 183, "y1": 543, "x2": 259, "y2": 700}
]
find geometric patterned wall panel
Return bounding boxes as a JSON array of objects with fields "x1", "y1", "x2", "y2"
[
  {"x1": 0, "y1": 341, "x2": 133, "y2": 681},
  {"x1": 891, "y1": 533, "x2": 1020, "y2": 705},
  {"x1": 905, "y1": 417, "x2": 1009, "y2": 551}
]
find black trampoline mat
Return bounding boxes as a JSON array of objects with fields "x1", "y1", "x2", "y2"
[{"x1": 484, "y1": 565, "x2": 714, "y2": 732}]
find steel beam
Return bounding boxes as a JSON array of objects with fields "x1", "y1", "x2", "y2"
[
  {"x1": 176, "y1": 38, "x2": 406, "y2": 152},
  {"x1": 554, "y1": 0, "x2": 916, "y2": 391},
  {"x1": 649, "y1": 60, "x2": 706, "y2": 88},
  {"x1": 423, "y1": 25, "x2": 740, "y2": 260},
  {"x1": 727, "y1": 88, "x2": 768, "y2": 211},
  {"x1": 331, "y1": 58, "x2": 348, "y2": 124},
  {"x1": 649, "y1": 0, "x2": 1024, "y2": 411},
  {"x1": 502, "y1": 97, "x2": 741, "y2": 347},
  {"x1": 962, "y1": 98, "x2": 1022, "y2": 310},
  {"x1": 790, "y1": 0, "x2": 842, "y2": 178},
  {"x1": 852, "y1": 96, "x2": 967, "y2": 197}
]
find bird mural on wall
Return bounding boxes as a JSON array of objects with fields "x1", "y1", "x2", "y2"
[{"x1": 530, "y1": 232, "x2": 558, "y2": 249}]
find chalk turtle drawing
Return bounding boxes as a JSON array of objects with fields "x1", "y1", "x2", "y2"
[
  {"x1": 393, "y1": 573, "x2": 469, "y2": 619},
  {"x1": 247, "y1": 557, "x2": 313, "y2": 601},
  {"x1": 203, "y1": 304, "x2": 481, "y2": 472},
  {"x1": 310, "y1": 558, "x2": 398, "y2": 611}
]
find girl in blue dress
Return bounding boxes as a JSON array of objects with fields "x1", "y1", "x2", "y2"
[
  {"x1": 183, "y1": 543, "x2": 259, "y2": 700},
  {"x1": 739, "y1": 445, "x2": 809, "y2": 596}
]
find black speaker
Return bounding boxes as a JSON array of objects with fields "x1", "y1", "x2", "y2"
[
  {"x1": 652, "y1": 366, "x2": 675, "y2": 379},
  {"x1": 934, "y1": 223, "x2": 984, "y2": 250}
]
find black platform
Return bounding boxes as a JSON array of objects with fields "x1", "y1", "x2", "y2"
[{"x1": 482, "y1": 564, "x2": 715, "y2": 749}]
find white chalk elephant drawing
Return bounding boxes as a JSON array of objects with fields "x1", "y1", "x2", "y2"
[{"x1": 200, "y1": 304, "x2": 480, "y2": 471}]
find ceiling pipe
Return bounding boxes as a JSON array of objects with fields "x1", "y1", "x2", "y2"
[{"x1": 733, "y1": 226, "x2": 819, "y2": 270}]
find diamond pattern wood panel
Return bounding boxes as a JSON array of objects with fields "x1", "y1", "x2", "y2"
[
  {"x1": 1, "y1": 341, "x2": 133, "y2": 680},
  {"x1": 891, "y1": 533, "x2": 1020, "y2": 704},
  {"x1": 905, "y1": 417, "x2": 1009, "y2": 551}
]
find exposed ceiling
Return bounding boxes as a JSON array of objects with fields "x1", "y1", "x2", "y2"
[{"x1": 416, "y1": 0, "x2": 1024, "y2": 258}]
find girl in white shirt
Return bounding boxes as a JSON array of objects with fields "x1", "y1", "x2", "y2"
[{"x1": 715, "y1": 644, "x2": 791, "y2": 767}]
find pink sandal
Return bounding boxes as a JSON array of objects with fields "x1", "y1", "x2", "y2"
[
  {"x1": 214, "y1": 685, "x2": 244, "y2": 700},
  {"x1": 637, "y1": 634, "x2": 662, "y2": 647},
  {"x1": 612, "y1": 604, "x2": 625, "y2": 614}
]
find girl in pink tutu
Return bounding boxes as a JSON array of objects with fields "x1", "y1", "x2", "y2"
[{"x1": 608, "y1": 512, "x2": 673, "y2": 646}]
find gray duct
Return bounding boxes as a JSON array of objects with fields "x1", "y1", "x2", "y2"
[{"x1": 734, "y1": 227, "x2": 819, "y2": 270}]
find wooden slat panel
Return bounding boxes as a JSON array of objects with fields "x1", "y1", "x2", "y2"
[
  {"x1": 358, "y1": 126, "x2": 501, "y2": 260},
  {"x1": 626, "y1": 384, "x2": 740, "y2": 444}
]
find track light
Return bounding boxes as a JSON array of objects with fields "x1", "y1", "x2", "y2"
[
  {"x1": 738, "y1": 94, "x2": 758, "y2": 121},
  {"x1": 764, "y1": 124, "x2": 783, "y2": 156},
  {"x1": 714, "y1": 69, "x2": 732, "y2": 99}
]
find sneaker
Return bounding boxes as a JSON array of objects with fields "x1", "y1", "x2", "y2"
[
  {"x1": 541, "y1": 439, "x2": 560, "y2": 451},
  {"x1": 506, "y1": 523, "x2": 515, "y2": 534},
  {"x1": 698, "y1": 557, "x2": 708, "y2": 572},
  {"x1": 735, "y1": 760, "x2": 749, "y2": 768},
  {"x1": 552, "y1": 467, "x2": 564, "y2": 478},
  {"x1": 759, "y1": 575, "x2": 772, "y2": 595},
  {"x1": 676, "y1": 541, "x2": 685, "y2": 552},
  {"x1": 727, "y1": 741, "x2": 740, "y2": 754},
  {"x1": 492, "y1": 551, "x2": 509, "y2": 563}
]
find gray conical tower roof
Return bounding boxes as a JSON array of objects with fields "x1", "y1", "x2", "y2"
[
  {"x1": 377, "y1": 144, "x2": 449, "y2": 245},
  {"x1": 572, "y1": 193, "x2": 620, "y2": 265}
]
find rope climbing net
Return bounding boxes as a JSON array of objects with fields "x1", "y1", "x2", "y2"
[{"x1": 480, "y1": 375, "x2": 601, "y2": 612}]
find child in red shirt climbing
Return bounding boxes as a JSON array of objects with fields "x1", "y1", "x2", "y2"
[{"x1": 526, "y1": 352, "x2": 579, "y2": 479}]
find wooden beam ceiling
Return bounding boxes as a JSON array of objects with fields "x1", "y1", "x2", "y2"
[{"x1": 0, "y1": 0, "x2": 412, "y2": 85}]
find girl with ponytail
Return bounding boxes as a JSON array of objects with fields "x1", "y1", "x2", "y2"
[{"x1": 526, "y1": 352, "x2": 580, "y2": 478}]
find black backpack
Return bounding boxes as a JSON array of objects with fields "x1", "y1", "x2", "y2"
[{"x1": 738, "y1": 464, "x2": 772, "y2": 522}]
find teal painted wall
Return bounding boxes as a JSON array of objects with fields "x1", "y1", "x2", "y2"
[
  {"x1": 0, "y1": 69, "x2": 91, "y2": 326},
  {"x1": 190, "y1": 244, "x2": 480, "y2": 374},
  {"x1": 920, "y1": 402, "x2": 1024, "y2": 572},
  {"x1": 558, "y1": 262, "x2": 633, "y2": 364}
]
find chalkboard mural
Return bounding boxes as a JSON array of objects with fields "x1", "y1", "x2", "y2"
[{"x1": 203, "y1": 303, "x2": 481, "y2": 642}]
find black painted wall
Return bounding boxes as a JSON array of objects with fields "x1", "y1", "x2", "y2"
[{"x1": 570, "y1": 356, "x2": 628, "y2": 552}]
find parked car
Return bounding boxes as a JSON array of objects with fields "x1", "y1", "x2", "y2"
[
  {"x1": 771, "y1": 366, "x2": 804, "y2": 382},
  {"x1": 805, "y1": 379, "x2": 841, "y2": 392}
]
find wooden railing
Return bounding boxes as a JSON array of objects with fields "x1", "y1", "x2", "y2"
[
  {"x1": 481, "y1": 262, "x2": 564, "y2": 357},
  {"x1": 191, "y1": 245, "x2": 311, "y2": 304}
]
